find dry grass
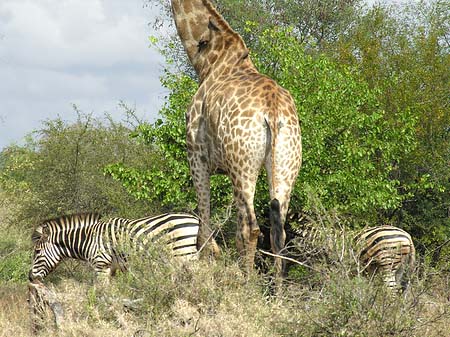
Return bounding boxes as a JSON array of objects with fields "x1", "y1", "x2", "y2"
[
  {"x1": 1, "y1": 201, "x2": 450, "y2": 337},
  {"x1": 3, "y1": 248, "x2": 448, "y2": 337},
  {"x1": 0, "y1": 284, "x2": 30, "y2": 336}
]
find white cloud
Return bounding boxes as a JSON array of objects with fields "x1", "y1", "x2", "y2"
[
  {"x1": 0, "y1": 0, "x2": 168, "y2": 149},
  {"x1": 0, "y1": 0, "x2": 159, "y2": 68}
]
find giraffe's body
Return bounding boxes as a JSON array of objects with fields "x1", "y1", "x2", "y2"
[{"x1": 171, "y1": 0, "x2": 302, "y2": 272}]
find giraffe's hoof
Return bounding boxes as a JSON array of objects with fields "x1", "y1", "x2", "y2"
[
  {"x1": 198, "y1": 240, "x2": 221, "y2": 259},
  {"x1": 210, "y1": 240, "x2": 221, "y2": 258},
  {"x1": 250, "y1": 227, "x2": 261, "y2": 242}
]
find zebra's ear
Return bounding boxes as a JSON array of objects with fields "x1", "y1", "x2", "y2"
[
  {"x1": 40, "y1": 224, "x2": 50, "y2": 241},
  {"x1": 32, "y1": 222, "x2": 52, "y2": 245}
]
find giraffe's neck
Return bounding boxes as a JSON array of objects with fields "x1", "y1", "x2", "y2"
[
  {"x1": 171, "y1": 0, "x2": 236, "y2": 76},
  {"x1": 171, "y1": 0, "x2": 210, "y2": 74}
]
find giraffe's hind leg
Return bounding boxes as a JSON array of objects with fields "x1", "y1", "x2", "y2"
[
  {"x1": 269, "y1": 198, "x2": 286, "y2": 276},
  {"x1": 188, "y1": 153, "x2": 221, "y2": 258}
]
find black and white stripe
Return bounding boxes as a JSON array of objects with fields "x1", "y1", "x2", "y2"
[
  {"x1": 356, "y1": 225, "x2": 415, "y2": 292},
  {"x1": 262, "y1": 213, "x2": 415, "y2": 292},
  {"x1": 29, "y1": 212, "x2": 201, "y2": 281}
]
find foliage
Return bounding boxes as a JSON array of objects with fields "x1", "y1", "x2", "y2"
[
  {"x1": 217, "y1": 0, "x2": 363, "y2": 49},
  {"x1": 0, "y1": 250, "x2": 30, "y2": 284},
  {"x1": 326, "y1": 1, "x2": 450, "y2": 247},
  {"x1": 106, "y1": 71, "x2": 234, "y2": 211},
  {"x1": 0, "y1": 229, "x2": 30, "y2": 284},
  {"x1": 106, "y1": 72, "x2": 197, "y2": 209},
  {"x1": 0, "y1": 108, "x2": 155, "y2": 229},
  {"x1": 109, "y1": 26, "x2": 416, "y2": 224},
  {"x1": 253, "y1": 26, "x2": 416, "y2": 219}
]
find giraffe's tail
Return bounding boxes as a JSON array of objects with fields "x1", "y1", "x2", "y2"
[
  {"x1": 265, "y1": 114, "x2": 285, "y2": 256},
  {"x1": 269, "y1": 198, "x2": 283, "y2": 253}
]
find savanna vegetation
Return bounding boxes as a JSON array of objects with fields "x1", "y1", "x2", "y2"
[{"x1": 1, "y1": 0, "x2": 449, "y2": 336}]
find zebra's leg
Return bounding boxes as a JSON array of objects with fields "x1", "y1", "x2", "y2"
[
  {"x1": 382, "y1": 266, "x2": 400, "y2": 293},
  {"x1": 397, "y1": 254, "x2": 414, "y2": 293},
  {"x1": 95, "y1": 267, "x2": 112, "y2": 286},
  {"x1": 92, "y1": 253, "x2": 114, "y2": 285}
]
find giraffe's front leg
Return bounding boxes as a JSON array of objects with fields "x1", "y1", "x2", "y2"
[
  {"x1": 186, "y1": 100, "x2": 220, "y2": 258},
  {"x1": 232, "y1": 180, "x2": 260, "y2": 273}
]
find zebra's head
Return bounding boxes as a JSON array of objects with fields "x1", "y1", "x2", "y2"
[
  {"x1": 29, "y1": 213, "x2": 102, "y2": 282},
  {"x1": 29, "y1": 223, "x2": 61, "y2": 282}
]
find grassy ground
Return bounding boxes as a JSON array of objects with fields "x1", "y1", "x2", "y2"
[
  {"x1": 0, "y1": 284, "x2": 30, "y2": 336},
  {"x1": 1, "y1": 205, "x2": 449, "y2": 336},
  {"x1": 2, "y1": 248, "x2": 450, "y2": 337}
]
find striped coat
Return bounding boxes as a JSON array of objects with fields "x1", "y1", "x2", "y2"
[
  {"x1": 356, "y1": 225, "x2": 415, "y2": 292},
  {"x1": 259, "y1": 214, "x2": 416, "y2": 292},
  {"x1": 29, "y1": 212, "x2": 202, "y2": 281}
]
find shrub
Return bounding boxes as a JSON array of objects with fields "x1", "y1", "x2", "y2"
[{"x1": 0, "y1": 225, "x2": 31, "y2": 284}]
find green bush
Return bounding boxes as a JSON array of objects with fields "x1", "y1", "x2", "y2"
[
  {"x1": 108, "y1": 26, "x2": 417, "y2": 228},
  {"x1": 0, "y1": 234, "x2": 30, "y2": 284},
  {"x1": 0, "y1": 110, "x2": 158, "y2": 230}
]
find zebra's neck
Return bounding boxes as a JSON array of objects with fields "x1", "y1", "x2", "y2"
[{"x1": 53, "y1": 224, "x2": 102, "y2": 260}]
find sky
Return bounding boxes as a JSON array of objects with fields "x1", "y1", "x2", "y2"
[
  {"x1": 0, "y1": 0, "x2": 408, "y2": 151},
  {"x1": 0, "y1": 0, "x2": 169, "y2": 150}
]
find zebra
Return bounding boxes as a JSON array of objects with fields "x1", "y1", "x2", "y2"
[
  {"x1": 259, "y1": 213, "x2": 415, "y2": 292},
  {"x1": 356, "y1": 225, "x2": 415, "y2": 292},
  {"x1": 29, "y1": 212, "x2": 203, "y2": 282}
]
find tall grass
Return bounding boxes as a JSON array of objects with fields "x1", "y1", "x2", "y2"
[{"x1": 1, "y1": 206, "x2": 449, "y2": 336}]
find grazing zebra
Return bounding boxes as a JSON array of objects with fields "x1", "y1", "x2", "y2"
[
  {"x1": 356, "y1": 225, "x2": 415, "y2": 292},
  {"x1": 259, "y1": 213, "x2": 415, "y2": 292},
  {"x1": 29, "y1": 212, "x2": 202, "y2": 282}
]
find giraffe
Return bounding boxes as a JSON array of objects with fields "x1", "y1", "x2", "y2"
[{"x1": 171, "y1": 0, "x2": 302, "y2": 273}]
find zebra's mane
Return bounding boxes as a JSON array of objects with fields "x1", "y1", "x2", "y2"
[{"x1": 32, "y1": 212, "x2": 102, "y2": 244}]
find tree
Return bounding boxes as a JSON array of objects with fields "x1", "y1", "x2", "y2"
[
  {"x1": 327, "y1": 1, "x2": 450, "y2": 252},
  {"x1": 217, "y1": 0, "x2": 362, "y2": 48},
  {"x1": 108, "y1": 25, "x2": 416, "y2": 226},
  {"x1": 0, "y1": 109, "x2": 156, "y2": 228},
  {"x1": 254, "y1": 26, "x2": 417, "y2": 220}
]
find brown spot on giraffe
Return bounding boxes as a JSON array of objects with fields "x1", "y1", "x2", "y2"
[{"x1": 171, "y1": 0, "x2": 302, "y2": 274}]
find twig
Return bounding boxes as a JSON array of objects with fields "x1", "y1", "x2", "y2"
[
  {"x1": 189, "y1": 316, "x2": 201, "y2": 336},
  {"x1": 257, "y1": 249, "x2": 320, "y2": 272},
  {"x1": 424, "y1": 237, "x2": 450, "y2": 258},
  {"x1": 196, "y1": 229, "x2": 219, "y2": 255}
]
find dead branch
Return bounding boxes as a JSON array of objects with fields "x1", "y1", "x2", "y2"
[
  {"x1": 28, "y1": 281, "x2": 64, "y2": 334},
  {"x1": 257, "y1": 249, "x2": 321, "y2": 273},
  {"x1": 196, "y1": 228, "x2": 219, "y2": 256}
]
